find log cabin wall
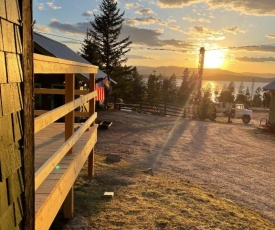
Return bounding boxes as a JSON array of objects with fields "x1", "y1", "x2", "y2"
[{"x1": 0, "y1": 0, "x2": 25, "y2": 229}]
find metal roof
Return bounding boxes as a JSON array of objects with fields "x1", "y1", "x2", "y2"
[
  {"x1": 33, "y1": 32, "x2": 107, "y2": 80},
  {"x1": 263, "y1": 80, "x2": 275, "y2": 91}
]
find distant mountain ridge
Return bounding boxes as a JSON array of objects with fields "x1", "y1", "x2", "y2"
[{"x1": 136, "y1": 66, "x2": 275, "y2": 83}]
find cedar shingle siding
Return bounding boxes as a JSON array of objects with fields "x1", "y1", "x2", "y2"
[{"x1": 0, "y1": 0, "x2": 24, "y2": 229}]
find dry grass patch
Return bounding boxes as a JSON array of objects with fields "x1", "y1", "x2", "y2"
[{"x1": 50, "y1": 155, "x2": 275, "y2": 229}]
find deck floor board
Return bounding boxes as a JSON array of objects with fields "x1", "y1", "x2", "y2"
[{"x1": 34, "y1": 122, "x2": 95, "y2": 228}]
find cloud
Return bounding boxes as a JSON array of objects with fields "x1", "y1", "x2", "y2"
[
  {"x1": 182, "y1": 16, "x2": 211, "y2": 23},
  {"x1": 46, "y1": 19, "x2": 194, "y2": 51},
  {"x1": 82, "y1": 10, "x2": 97, "y2": 16},
  {"x1": 34, "y1": 24, "x2": 51, "y2": 33},
  {"x1": 158, "y1": 0, "x2": 201, "y2": 8},
  {"x1": 236, "y1": 56, "x2": 275, "y2": 62},
  {"x1": 125, "y1": 3, "x2": 142, "y2": 9},
  {"x1": 223, "y1": 26, "x2": 245, "y2": 34},
  {"x1": 135, "y1": 8, "x2": 154, "y2": 15},
  {"x1": 127, "y1": 54, "x2": 157, "y2": 60},
  {"x1": 157, "y1": 0, "x2": 275, "y2": 16},
  {"x1": 186, "y1": 25, "x2": 225, "y2": 41},
  {"x1": 49, "y1": 19, "x2": 89, "y2": 34},
  {"x1": 209, "y1": 0, "x2": 275, "y2": 16},
  {"x1": 122, "y1": 25, "x2": 194, "y2": 51},
  {"x1": 36, "y1": 3, "x2": 45, "y2": 10},
  {"x1": 122, "y1": 25, "x2": 162, "y2": 46},
  {"x1": 232, "y1": 45, "x2": 275, "y2": 53},
  {"x1": 266, "y1": 34, "x2": 275, "y2": 39},
  {"x1": 169, "y1": 24, "x2": 180, "y2": 30},
  {"x1": 46, "y1": 1, "x2": 62, "y2": 10},
  {"x1": 124, "y1": 16, "x2": 163, "y2": 26}
]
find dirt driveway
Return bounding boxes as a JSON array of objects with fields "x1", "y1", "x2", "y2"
[{"x1": 96, "y1": 110, "x2": 275, "y2": 223}]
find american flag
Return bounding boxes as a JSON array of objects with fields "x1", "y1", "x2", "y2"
[{"x1": 95, "y1": 86, "x2": 105, "y2": 101}]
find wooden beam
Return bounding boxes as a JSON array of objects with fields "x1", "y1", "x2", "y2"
[
  {"x1": 34, "y1": 54, "x2": 98, "y2": 74},
  {"x1": 88, "y1": 73, "x2": 95, "y2": 180},
  {"x1": 34, "y1": 88, "x2": 89, "y2": 96},
  {"x1": 35, "y1": 126, "x2": 97, "y2": 230},
  {"x1": 22, "y1": 0, "x2": 35, "y2": 229},
  {"x1": 35, "y1": 113, "x2": 97, "y2": 190},
  {"x1": 34, "y1": 110, "x2": 89, "y2": 118},
  {"x1": 34, "y1": 91, "x2": 96, "y2": 134}
]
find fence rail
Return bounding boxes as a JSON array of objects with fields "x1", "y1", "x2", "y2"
[{"x1": 121, "y1": 100, "x2": 193, "y2": 118}]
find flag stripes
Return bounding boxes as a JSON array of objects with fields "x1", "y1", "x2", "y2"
[{"x1": 96, "y1": 86, "x2": 105, "y2": 101}]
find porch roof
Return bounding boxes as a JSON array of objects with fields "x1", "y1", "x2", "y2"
[
  {"x1": 34, "y1": 32, "x2": 106, "y2": 80},
  {"x1": 263, "y1": 80, "x2": 275, "y2": 91}
]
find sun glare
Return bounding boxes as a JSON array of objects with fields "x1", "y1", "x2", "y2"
[{"x1": 204, "y1": 50, "x2": 225, "y2": 69}]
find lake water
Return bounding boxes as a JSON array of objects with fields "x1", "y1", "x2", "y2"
[{"x1": 201, "y1": 80, "x2": 268, "y2": 95}]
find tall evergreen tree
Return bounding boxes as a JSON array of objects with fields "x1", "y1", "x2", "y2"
[
  {"x1": 80, "y1": 32, "x2": 102, "y2": 67},
  {"x1": 177, "y1": 68, "x2": 196, "y2": 105},
  {"x1": 81, "y1": 0, "x2": 132, "y2": 77}
]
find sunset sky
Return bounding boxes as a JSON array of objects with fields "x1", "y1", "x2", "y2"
[{"x1": 33, "y1": 0, "x2": 275, "y2": 74}]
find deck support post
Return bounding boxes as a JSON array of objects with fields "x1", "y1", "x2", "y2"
[
  {"x1": 63, "y1": 74, "x2": 75, "y2": 218},
  {"x1": 88, "y1": 73, "x2": 95, "y2": 180}
]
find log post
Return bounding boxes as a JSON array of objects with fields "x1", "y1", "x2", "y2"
[
  {"x1": 88, "y1": 73, "x2": 95, "y2": 180},
  {"x1": 23, "y1": 0, "x2": 35, "y2": 229},
  {"x1": 63, "y1": 74, "x2": 75, "y2": 218}
]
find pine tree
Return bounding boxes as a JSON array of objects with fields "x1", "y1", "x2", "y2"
[
  {"x1": 80, "y1": 31, "x2": 102, "y2": 67},
  {"x1": 178, "y1": 68, "x2": 196, "y2": 105},
  {"x1": 81, "y1": 0, "x2": 132, "y2": 77}
]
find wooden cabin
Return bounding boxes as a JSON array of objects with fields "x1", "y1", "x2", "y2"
[
  {"x1": 33, "y1": 32, "x2": 107, "y2": 111},
  {"x1": 0, "y1": 1, "x2": 98, "y2": 230},
  {"x1": 263, "y1": 80, "x2": 275, "y2": 123}
]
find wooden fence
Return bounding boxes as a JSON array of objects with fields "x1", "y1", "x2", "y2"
[{"x1": 121, "y1": 100, "x2": 193, "y2": 118}]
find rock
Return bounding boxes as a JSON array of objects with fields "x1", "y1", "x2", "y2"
[
  {"x1": 106, "y1": 153, "x2": 121, "y2": 163},
  {"x1": 141, "y1": 168, "x2": 153, "y2": 176}
]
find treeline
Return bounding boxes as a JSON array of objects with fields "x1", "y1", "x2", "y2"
[{"x1": 112, "y1": 67, "x2": 270, "y2": 109}]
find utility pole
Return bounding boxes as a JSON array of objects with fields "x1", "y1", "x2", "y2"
[{"x1": 197, "y1": 47, "x2": 205, "y2": 100}]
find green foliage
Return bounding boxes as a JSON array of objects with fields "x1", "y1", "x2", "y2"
[
  {"x1": 178, "y1": 68, "x2": 196, "y2": 105},
  {"x1": 238, "y1": 81, "x2": 244, "y2": 94},
  {"x1": 161, "y1": 74, "x2": 178, "y2": 103},
  {"x1": 114, "y1": 67, "x2": 145, "y2": 103},
  {"x1": 79, "y1": 33, "x2": 102, "y2": 68},
  {"x1": 80, "y1": 0, "x2": 132, "y2": 77},
  {"x1": 252, "y1": 87, "x2": 262, "y2": 107},
  {"x1": 146, "y1": 73, "x2": 163, "y2": 102},
  {"x1": 218, "y1": 81, "x2": 235, "y2": 103},
  {"x1": 197, "y1": 83, "x2": 216, "y2": 120}
]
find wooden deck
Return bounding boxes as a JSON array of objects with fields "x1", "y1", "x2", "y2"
[{"x1": 34, "y1": 123, "x2": 97, "y2": 229}]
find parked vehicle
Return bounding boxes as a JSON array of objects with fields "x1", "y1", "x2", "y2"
[{"x1": 210, "y1": 103, "x2": 252, "y2": 124}]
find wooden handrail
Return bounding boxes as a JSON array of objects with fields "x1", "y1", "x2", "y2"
[
  {"x1": 35, "y1": 112, "x2": 97, "y2": 190},
  {"x1": 34, "y1": 88, "x2": 89, "y2": 95},
  {"x1": 35, "y1": 91, "x2": 96, "y2": 133}
]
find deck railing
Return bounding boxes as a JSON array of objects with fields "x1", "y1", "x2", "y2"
[{"x1": 33, "y1": 54, "x2": 98, "y2": 230}]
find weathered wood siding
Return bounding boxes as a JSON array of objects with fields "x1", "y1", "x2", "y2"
[
  {"x1": 269, "y1": 91, "x2": 275, "y2": 123},
  {"x1": 0, "y1": 0, "x2": 24, "y2": 229}
]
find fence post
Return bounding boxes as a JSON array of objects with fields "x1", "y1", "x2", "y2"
[
  {"x1": 88, "y1": 73, "x2": 95, "y2": 180},
  {"x1": 164, "y1": 102, "x2": 167, "y2": 116},
  {"x1": 63, "y1": 74, "x2": 75, "y2": 219}
]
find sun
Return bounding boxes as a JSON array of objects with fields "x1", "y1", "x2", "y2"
[{"x1": 204, "y1": 50, "x2": 225, "y2": 69}]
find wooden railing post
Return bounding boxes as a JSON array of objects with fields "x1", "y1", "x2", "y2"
[
  {"x1": 88, "y1": 73, "x2": 95, "y2": 180},
  {"x1": 63, "y1": 74, "x2": 75, "y2": 218}
]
